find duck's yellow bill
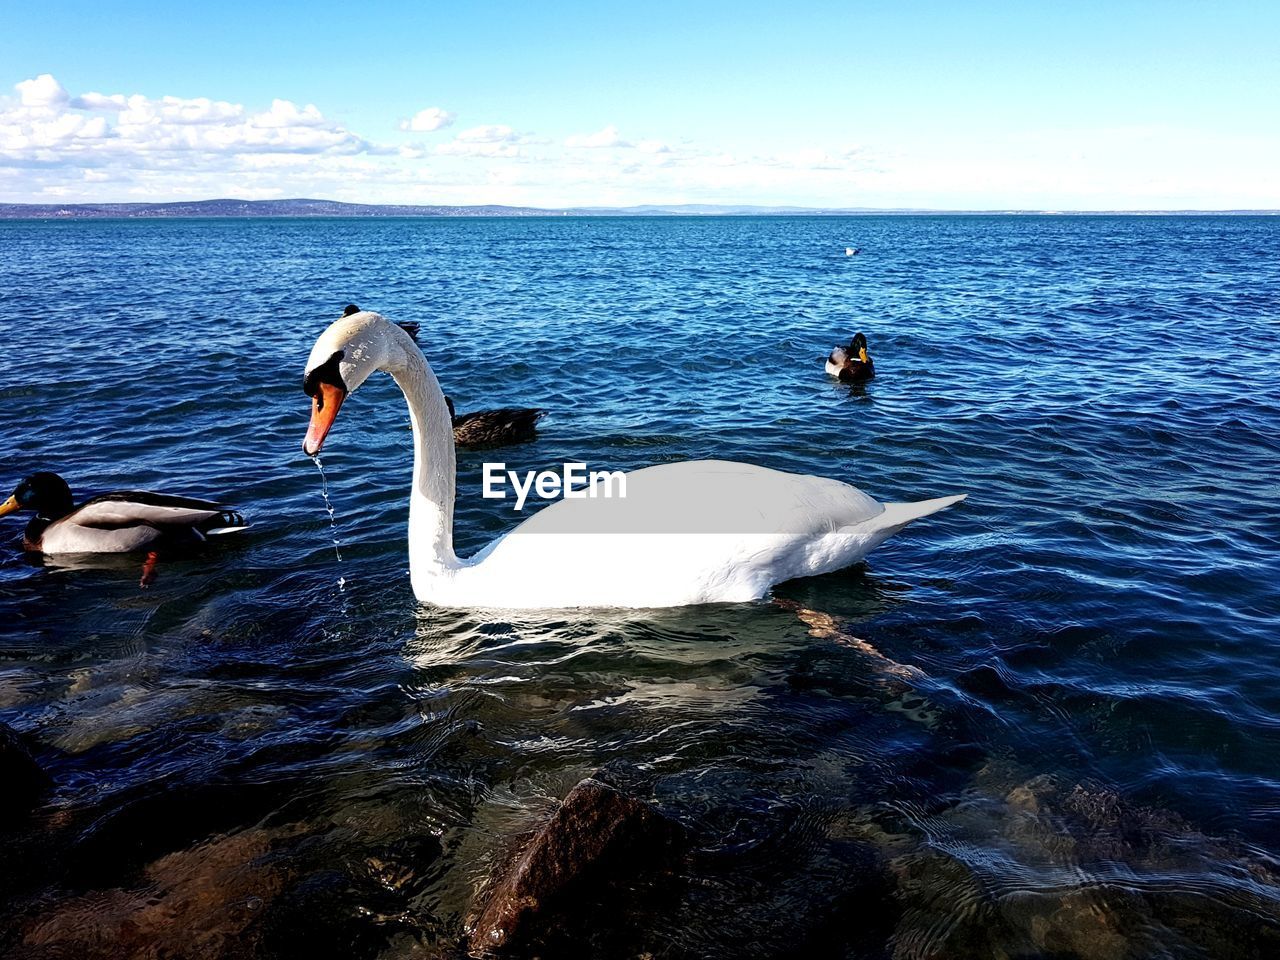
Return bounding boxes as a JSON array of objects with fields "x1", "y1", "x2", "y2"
[
  {"x1": 303, "y1": 382, "x2": 346, "y2": 457},
  {"x1": 0, "y1": 495, "x2": 19, "y2": 518}
]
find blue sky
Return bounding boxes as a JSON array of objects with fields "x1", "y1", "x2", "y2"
[{"x1": 2, "y1": 1, "x2": 1276, "y2": 208}]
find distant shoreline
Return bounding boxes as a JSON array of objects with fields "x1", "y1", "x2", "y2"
[{"x1": 1, "y1": 198, "x2": 1276, "y2": 221}]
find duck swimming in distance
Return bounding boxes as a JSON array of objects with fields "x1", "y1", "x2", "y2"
[
  {"x1": 445, "y1": 396, "x2": 545, "y2": 449},
  {"x1": 826, "y1": 332, "x2": 875, "y2": 383},
  {"x1": 302, "y1": 310, "x2": 963, "y2": 609},
  {"x1": 0, "y1": 472, "x2": 247, "y2": 555}
]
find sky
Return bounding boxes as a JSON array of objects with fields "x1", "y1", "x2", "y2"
[{"x1": 1, "y1": 0, "x2": 1277, "y2": 209}]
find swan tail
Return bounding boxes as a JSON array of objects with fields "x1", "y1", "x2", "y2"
[{"x1": 867, "y1": 494, "x2": 966, "y2": 535}]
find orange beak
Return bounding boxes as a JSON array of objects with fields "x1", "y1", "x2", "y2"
[
  {"x1": 303, "y1": 382, "x2": 346, "y2": 456},
  {"x1": 0, "y1": 495, "x2": 19, "y2": 518}
]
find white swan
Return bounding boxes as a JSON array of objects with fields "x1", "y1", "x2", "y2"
[{"x1": 302, "y1": 312, "x2": 965, "y2": 608}]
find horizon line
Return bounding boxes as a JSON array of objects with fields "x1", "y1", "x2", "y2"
[{"x1": 0, "y1": 197, "x2": 1277, "y2": 217}]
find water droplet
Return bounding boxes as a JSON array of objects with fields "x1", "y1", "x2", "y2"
[{"x1": 311, "y1": 454, "x2": 344, "y2": 574}]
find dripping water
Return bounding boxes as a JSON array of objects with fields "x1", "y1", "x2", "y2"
[{"x1": 311, "y1": 454, "x2": 346, "y2": 589}]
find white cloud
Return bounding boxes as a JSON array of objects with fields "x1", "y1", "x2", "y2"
[
  {"x1": 250, "y1": 99, "x2": 323, "y2": 128},
  {"x1": 454, "y1": 124, "x2": 517, "y2": 144},
  {"x1": 0, "y1": 78, "x2": 369, "y2": 163},
  {"x1": 399, "y1": 107, "x2": 455, "y2": 132},
  {"x1": 1, "y1": 74, "x2": 901, "y2": 206},
  {"x1": 16, "y1": 74, "x2": 68, "y2": 108},
  {"x1": 70, "y1": 92, "x2": 128, "y2": 111},
  {"x1": 0, "y1": 108, "x2": 109, "y2": 151},
  {"x1": 565, "y1": 124, "x2": 630, "y2": 149},
  {"x1": 436, "y1": 140, "x2": 520, "y2": 158},
  {"x1": 115, "y1": 94, "x2": 244, "y2": 128},
  {"x1": 432, "y1": 123, "x2": 539, "y2": 158},
  {"x1": 774, "y1": 148, "x2": 843, "y2": 169}
]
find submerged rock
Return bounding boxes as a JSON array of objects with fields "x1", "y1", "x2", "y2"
[
  {"x1": 0, "y1": 721, "x2": 50, "y2": 817},
  {"x1": 886, "y1": 771, "x2": 1280, "y2": 960},
  {"x1": 18, "y1": 825, "x2": 299, "y2": 959},
  {"x1": 467, "y1": 778, "x2": 686, "y2": 956}
]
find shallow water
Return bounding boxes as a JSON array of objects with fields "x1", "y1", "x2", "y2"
[{"x1": 1, "y1": 215, "x2": 1278, "y2": 958}]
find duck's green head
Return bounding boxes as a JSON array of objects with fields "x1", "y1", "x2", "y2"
[{"x1": 0, "y1": 472, "x2": 74, "y2": 521}]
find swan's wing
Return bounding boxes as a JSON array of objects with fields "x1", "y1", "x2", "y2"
[
  {"x1": 71, "y1": 491, "x2": 230, "y2": 528},
  {"x1": 508, "y1": 460, "x2": 883, "y2": 537}
]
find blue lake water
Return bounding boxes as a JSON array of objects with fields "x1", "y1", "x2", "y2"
[{"x1": 0, "y1": 215, "x2": 1278, "y2": 957}]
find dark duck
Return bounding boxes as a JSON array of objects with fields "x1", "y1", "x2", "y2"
[
  {"x1": 0, "y1": 472, "x2": 247, "y2": 555},
  {"x1": 445, "y1": 397, "x2": 545, "y2": 449},
  {"x1": 825, "y1": 332, "x2": 875, "y2": 383}
]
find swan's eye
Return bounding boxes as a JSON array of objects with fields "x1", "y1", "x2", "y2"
[{"x1": 304, "y1": 350, "x2": 347, "y2": 399}]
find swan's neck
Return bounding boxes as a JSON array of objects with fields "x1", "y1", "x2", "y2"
[{"x1": 387, "y1": 346, "x2": 458, "y2": 583}]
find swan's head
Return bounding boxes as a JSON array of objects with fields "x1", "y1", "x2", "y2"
[{"x1": 302, "y1": 310, "x2": 403, "y2": 456}]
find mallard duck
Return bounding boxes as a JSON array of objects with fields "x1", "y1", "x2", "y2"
[
  {"x1": 825, "y1": 332, "x2": 875, "y2": 383},
  {"x1": 445, "y1": 396, "x2": 546, "y2": 449},
  {"x1": 0, "y1": 472, "x2": 247, "y2": 554}
]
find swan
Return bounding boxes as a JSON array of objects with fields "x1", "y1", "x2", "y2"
[
  {"x1": 302, "y1": 311, "x2": 964, "y2": 608},
  {"x1": 0, "y1": 471, "x2": 246, "y2": 554},
  {"x1": 826, "y1": 332, "x2": 875, "y2": 383}
]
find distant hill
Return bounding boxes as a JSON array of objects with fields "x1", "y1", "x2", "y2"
[
  {"x1": 0, "y1": 198, "x2": 936, "y2": 219},
  {"x1": 0, "y1": 198, "x2": 558, "y2": 219},
  {"x1": 0, "y1": 198, "x2": 1274, "y2": 219}
]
